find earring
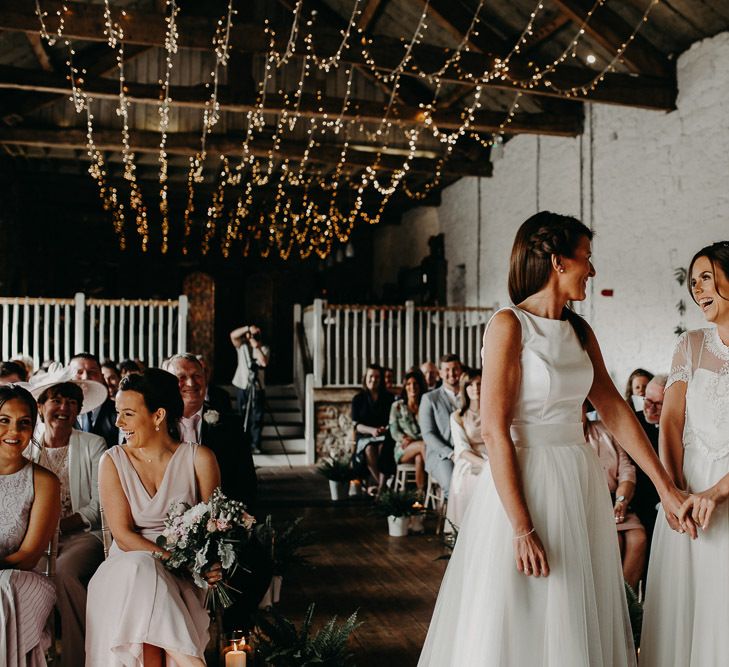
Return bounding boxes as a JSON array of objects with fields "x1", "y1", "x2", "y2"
[
  {"x1": 155, "y1": 425, "x2": 160, "y2": 432},
  {"x1": 559, "y1": 267, "x2": 565, "y2": 273}
]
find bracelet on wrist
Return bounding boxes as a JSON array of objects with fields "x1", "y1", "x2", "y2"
[{"x1": 513, "y1": 527, "x2": 535, "y2": 540}]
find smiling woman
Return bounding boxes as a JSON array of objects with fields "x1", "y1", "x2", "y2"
[{"x1": 0, "y1": 384, "x2": 61, "y2": 667}]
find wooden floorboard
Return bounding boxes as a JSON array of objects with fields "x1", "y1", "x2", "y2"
[{"x1": 256, "y1": 466, "x2": 447, "y2": 666}]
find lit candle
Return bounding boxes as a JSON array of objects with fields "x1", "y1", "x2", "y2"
[{"x1": 225, "y1": 642, "x2": 247, "y2": 667}]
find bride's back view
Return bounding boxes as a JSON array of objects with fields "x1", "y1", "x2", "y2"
[{"x1": 417, "y1": 212, "x2": 682, "y2": 667}]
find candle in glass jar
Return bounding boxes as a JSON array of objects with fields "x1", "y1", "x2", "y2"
[{"x1": 225, "y1": 643, "x2": 246, "y2": 667}]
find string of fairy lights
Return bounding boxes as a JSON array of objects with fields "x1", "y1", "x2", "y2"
[{"x1": 33, "y1": 0, "x2": 663, "y2": 260}]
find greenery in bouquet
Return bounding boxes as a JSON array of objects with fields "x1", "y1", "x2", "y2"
[
  {"x1": 317, "y1": 457, "x2": 354, "y2": 482},
  {"x1": 624, "y1": 581, "x2": 643, "y2": 648},
  {"x1": 155, "y1": 487, "x2": 256, "y2": 611},
  {"x1": 255, "y1": 515, "x2": 315, "y2": 577},
  {"x1": 254, "y1": 602, "x2": 360, "y2": 667},
  {"x1": 372, "y1": 489, "x2": 424, "y2": 518}
]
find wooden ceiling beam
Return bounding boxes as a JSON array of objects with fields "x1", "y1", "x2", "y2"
[
  {"x1": 357, "y1": 0, "x2": 388, "y2": 32},
  {"x1": 551, "y1": 0, "x2": 672, "y2": 78},
  {"x1": 0, "y1": 126, "x2": 493, "y2": 177},
  {"x1": 0, "y1": 65, "x2": 582, "y2": 137},
  {"x1": 0, "y1": 1, "x2": 675, "y2": 109}
]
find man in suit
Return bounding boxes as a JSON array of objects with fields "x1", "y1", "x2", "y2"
[
  {"x1": 419, "y1": 354, "x2": 463, "y2": 497},
  {"x1": 167, "y1": 353, "x2": 269, "y2": 631},
  {"x1": 69, "y1": 352, "x2": 120, "y2": 448},
  {"x1": 167, "y1": 353, "x2": 257, "y2": 508},
  {"x1": 632, "y1": 374, "x2": 667, "y2": 544}
]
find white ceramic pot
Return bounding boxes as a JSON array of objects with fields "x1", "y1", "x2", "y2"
[
  {"x1": 387, "y1": 515, "x2": 409, "y2": 537},
  {"x1": 272, "y1": 575, "x2": 283, "y2": 603},
  {"x1": 329, "y1": 480, "x2": 348, "y2": 501}
]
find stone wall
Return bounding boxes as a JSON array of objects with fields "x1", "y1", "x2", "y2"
[{"x1": 373, "y1": 31, "x2": 729, "y2": 386}]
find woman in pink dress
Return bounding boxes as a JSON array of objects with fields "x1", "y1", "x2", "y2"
[
  {"x1": 85, "y1": 370, "x2": 221, "y2": 667},
  {"x1": 0, "y1": 384, "x2": 60, "y2": 667}
]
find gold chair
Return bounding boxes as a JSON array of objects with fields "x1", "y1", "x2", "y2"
[
  {"x1": 42, "y1": 529, "x2": 60, "y2": 663},
  {"x1": 100, "y1": 505, "x2": 112, "y2": 559}
]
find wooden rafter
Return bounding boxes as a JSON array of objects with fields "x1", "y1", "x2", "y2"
[
  {"x1": 551, "y1": 0, "x2": 672, "y2": 78},
  {"x1": 0, "y1": 65, "x2": 583, "y2": 137},
  {"x1": 357, "y1": 0, "x2": 388, "y2": 32},
  {"x1": 0, "y1": 126, "x2": 493, "y2": 177},
  {"x1": 0, "y1": 1, "x2": 675, "y2": 109}
]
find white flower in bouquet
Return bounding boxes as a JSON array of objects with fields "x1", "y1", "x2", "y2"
[
  {"x1": 203, "y1": 409, "x2": 220, "y2": 425},
  {"x1": 155, "y1": 487, "x2": 256, "y2": 611}
]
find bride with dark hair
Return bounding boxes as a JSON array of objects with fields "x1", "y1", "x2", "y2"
[
  {"x1": 85, "y1": 369, "x2": 221, "y2": 667},
  {"x1": 418, "y1": 212, "x2": 692, "y2": 667}
]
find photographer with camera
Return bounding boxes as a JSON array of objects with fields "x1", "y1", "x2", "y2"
[{"x1": 230, "y1": 324, "x2": 270, "y2": 454}]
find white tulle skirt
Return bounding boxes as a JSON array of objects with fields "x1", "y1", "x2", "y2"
[
  {"x1": 418, "y1": 423, "x2": 636, "y2": 667},
  {"x1": 640, "y1": 446, "x2": 729, "y2": 666}
]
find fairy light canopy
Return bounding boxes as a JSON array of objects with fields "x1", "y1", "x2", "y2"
[{"x1": 0, "y1": 0, "x2": 726, "y2": 260}]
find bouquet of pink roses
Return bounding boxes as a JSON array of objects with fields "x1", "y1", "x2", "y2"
[{"x1": 155, "y1": 487, "x2": 256, "y2": 610}]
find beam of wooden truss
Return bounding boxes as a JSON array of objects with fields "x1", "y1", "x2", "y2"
[
  {"x1": 0, "y1": 1, "x2": 675, "y2": 109},
  {"x1": 551, "y1": 0, "x2": 672, "y2": 78},
  {"x1": 0, "y1": 65, "x2": 583, "y2": 137},
  {"x1": 357, "y1": 0, "x2": 388, "y2": 32},
  {"x1": 0, "y1": 126, "x2": 493, "y2": 177}
]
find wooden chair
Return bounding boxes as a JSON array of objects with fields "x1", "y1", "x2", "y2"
[{"x1": 394, "y1": 463, "x2": 417, "y2": 491}]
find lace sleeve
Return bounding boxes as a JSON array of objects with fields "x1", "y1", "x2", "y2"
[{"x1": 666, "y1": 331, "x2": 691, "y2": 390}]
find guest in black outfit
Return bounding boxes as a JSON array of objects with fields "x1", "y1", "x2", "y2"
[
  {"x1": 632, "y1": 374, "x2": 666, "y2": 547},
  {"x1": 166, "y1": 352, "x2": 269, "y2": 632},
  {"x1": 351, "y1": 364, "x2": 395, "y2": 496},
  {"x1": 69, "y1": 352, "x2": 120, "y2": 448}
]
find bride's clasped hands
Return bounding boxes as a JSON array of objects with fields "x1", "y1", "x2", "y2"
[{"x1": 677, "y1": 482, "x2": 729, "y2": 531}]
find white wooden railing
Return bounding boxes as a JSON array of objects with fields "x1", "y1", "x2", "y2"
[
  {"x1": 0, "y1": 293, "x2": 188, "y2": 368},
  {"x1": 301, "y1": 299, "x2": 497, "y2": 388}
]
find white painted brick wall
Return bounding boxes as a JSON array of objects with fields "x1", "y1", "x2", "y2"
[{"x1": 373, "y1": 31, "x2": 729, "y2": 386}]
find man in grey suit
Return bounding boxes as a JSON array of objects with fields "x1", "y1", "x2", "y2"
[{"x1": 419, "y1": 354, "x2": 463, "y2": 497}]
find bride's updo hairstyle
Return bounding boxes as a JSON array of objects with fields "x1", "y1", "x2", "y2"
[
  {"x1": 118, "y1": 368, "x2": 183, "y2": 441},
  {"x1": 509, "y1": 211, "x2": 593, "y2": 348},
  {"x1": 687, "y1": 242, "x2": 729, "y2": 304}
]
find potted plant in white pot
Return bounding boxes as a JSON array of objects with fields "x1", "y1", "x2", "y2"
[
  {"x1": 318, "y1": 457, "x2": 353, "y2": 501},
  {"x1": 373, "y1": 489, "x2": 421, "y2": 537}
]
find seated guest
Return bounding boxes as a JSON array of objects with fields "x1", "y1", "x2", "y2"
[
  {"x1": 352, "y1": 364, "x2": 394, "y2": 496},
  {"x1": 420, "y1": 361, "x2": 440, "y2": 391},
  {"x1": 167, "y1": 353, "x2": 270, "y2": 632},
  {"x1": 0, "y1": 385, "x2": 61, "y2": 667},
  {"x1": 26, "y1": 373, "x2": 107, "y2": 667},
  {"x1": 419, "y1": 354, "x2": 462, "y2": 497},
  {"x1": 383, "y1": 367, "x2": 398, "y2": 396},
  {"x1": 11, "y1": 357, "x2": 34, "y2": 380},
  {"x1": 101, "y1": 361, "x2": 121, "y2": 400},
  {"x1": 389, "y1": 368, "x2": 428, "y2": 493},
  {"x1": 166, "y1": 353, "x2": 257, "y2": 509},
  {"x1": 583, "y1": 402, "x2": 646, "y2": 590},
  {"x1": 118, "y1": 359, "x2": 142, "y2": 378},
  {"x1": 68, "y1": 353, "x2": 119, "y2": 448},
  {"x1": 446, "y1": 369, "x2": 487, "y2": 527},
  {"x1": 632, "y1": 374, "x2": 666, "y2": 545},
  {"x1": 0, "y1": 360, "x2": 28, "y2": 385},
  {"x1": 86, "y1": 370, "x2": 221, "y2": 666},
  {"x1": 624, "y1": 367, "x2": 653, "y2": 410}
]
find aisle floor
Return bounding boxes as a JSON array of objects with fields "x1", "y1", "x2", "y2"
[{"x1": 256, "y1": 466, "x2": 448, "y2": 666}]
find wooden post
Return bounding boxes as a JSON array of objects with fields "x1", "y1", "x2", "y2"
[
  {"x1": 73, "y1": 292, "x2": 85, "y2": 354},
  {"x1": 312, "y1": 298, "x2": 325, "y2": 388},
  {"x1": 405, "y1": 301, "x2": 415, "y2": 372},
  {"x1": 177, "y1": 295, "x2": 189, "y2": 353},
  {"x1": 305, "y1": 373, "x2": 316, "y2": 464}
]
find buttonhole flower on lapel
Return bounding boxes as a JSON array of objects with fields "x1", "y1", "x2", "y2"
[{"x1": 203, "y1": 409, "x2": 220, "y2": 426}]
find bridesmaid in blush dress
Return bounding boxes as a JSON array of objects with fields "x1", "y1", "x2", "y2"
[
  {"x1": 0, "y1": 384, "x2": 60, "y2": 667},
  {"x1": 418, "y1": 212, "x2": 694, "y2": 667},
  {"x1": 85, "y1": 370, "x2": 221, "y2": 667}
]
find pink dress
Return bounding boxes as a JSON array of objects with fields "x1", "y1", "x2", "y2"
[
  {"x1": 0, "y1": 462, "x2": 56, "y2": 667},
  {"x1": 85, "y1": 443, "x2": 209, "y2": 666}
]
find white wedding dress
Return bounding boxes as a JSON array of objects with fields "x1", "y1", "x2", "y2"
[
  {"x1": 641, "y1": 328, "x2": 729, "y2": 666},
  {"x1": 418, "y1": 306, "x2": 636, "y2": 667}
]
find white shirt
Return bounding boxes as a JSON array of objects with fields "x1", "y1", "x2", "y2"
[{"x1": 232, "y1": 343, "x2": 269, "y2": 390}]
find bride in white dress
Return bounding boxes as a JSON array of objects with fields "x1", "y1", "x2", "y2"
[
  {"x1": 641, "y1": 242, "x2": 729, "y2": 665},
  {"x1": 418, "y1": 212, "x2": 693, "y2": 667}
]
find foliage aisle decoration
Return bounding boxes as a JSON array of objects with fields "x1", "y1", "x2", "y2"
[
  {"x1": 674, "y1": 267, "x2": 688, "y2": 336},
  {"x1": 254, "y1": 603, "x2": 361, "y2": 667},
  {"x1": 255, "y1": 515, "x2": 314, "y2": 608},
  {"x1": 373, "y1": 489, "x2": 424, "y2": 537},
  {"x1": 154, "y1": 487, "x2": 256, "y2": 611},
  {"x1": 624, "y1": 581, "x2": 643, "y2": 649},
  {"x1": 318, "y1": 457, "x2": 354, "y2": 501}
]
